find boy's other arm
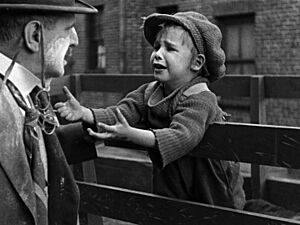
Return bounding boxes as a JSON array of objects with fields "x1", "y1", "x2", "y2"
[{"x1": 88, "y1": 108, "x2": 157, "y2": 148}]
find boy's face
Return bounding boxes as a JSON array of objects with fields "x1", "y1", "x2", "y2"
[
  {"x1": 43, "y1": 14, "x2": 79, "y2": 78},
  {"x1": 150, "y1": 25, "x2": 196, "y2": 91}
]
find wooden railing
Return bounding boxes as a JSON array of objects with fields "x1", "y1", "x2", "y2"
[{"x1": 51, "y1": 74, "x2": 300, "y2": 225}]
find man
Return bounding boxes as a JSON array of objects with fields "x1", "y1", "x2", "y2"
[{"x1": 0, "y1": 1, "x2": 98, "y2": 225}]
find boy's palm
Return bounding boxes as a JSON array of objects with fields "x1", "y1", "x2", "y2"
[{"x1": 88, "y1": 108, "x2": 131, "y2": 140}]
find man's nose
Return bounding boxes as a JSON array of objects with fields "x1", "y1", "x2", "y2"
[{"x1": 70, "y1": 27, "x2": 79, "y2": 46}]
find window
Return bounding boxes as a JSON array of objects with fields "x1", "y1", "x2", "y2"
[
  {"x1": 156, "y1": 5, "x2": 178, "y2": 14},
  {"x1": 89, "y1": 5, "x2": 106, "y2": 71},
  {"x1": 218, "y1": 15, "x2": 255, "y2": 75}
]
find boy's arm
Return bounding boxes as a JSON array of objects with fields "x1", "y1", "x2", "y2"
[
  {"x1": 88, "y1": 126, "x2": 156, "y2": 148},
  {"x1": 88, "y1": 108, "x2": 157, "y2": 148},
  {"x1": 150, "y1": 92, "x2": 219, "y2": 168}
]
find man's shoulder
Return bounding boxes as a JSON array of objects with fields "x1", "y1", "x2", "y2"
[{"x1": 0, "y1": 83, "x2": 23, "y2": 126}]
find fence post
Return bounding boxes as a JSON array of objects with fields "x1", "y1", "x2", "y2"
[
  {"x1": 70, "y1": 75, "x2": 103, "y2": 225},
  {"x1": 70, "y1": 74, "x2": 82, "y2": 100},
  {"x1": 250, "y1": 76, "x2": 267, "y2": 199}
]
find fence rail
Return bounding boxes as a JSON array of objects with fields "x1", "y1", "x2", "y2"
[
  {"x1": 77, "y1": 181, "x2": 300, "y2": 225},
  {"x1": 51, "y1": 74, "x2": 300, "y2": 225}
]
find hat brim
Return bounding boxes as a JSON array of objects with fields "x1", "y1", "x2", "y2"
[
  {"x1": 144, "y1": 14, "x2": 186, "y2": 47},
  {"x1": 0, "y1": 0, "x2": 97, "y2": 14}
]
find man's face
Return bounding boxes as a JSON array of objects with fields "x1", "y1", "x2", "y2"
[{"x1": 43, "y1": 15, "x2": 78, "y2": 78}]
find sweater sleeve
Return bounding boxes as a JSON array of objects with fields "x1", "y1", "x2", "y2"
[
  {"x1": 92, "y1": 83, "x2": 149, "y2": 127},
  {"x1": 153, "y1": 91, "x2": 218, "y2": 168}
]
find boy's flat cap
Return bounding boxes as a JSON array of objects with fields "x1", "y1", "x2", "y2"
[
  {"x1": 143, "y1": 11, "x2": 226, "y2": 82},
  {"x1": 0, "y1": 0, "x2": 97, "y2": 14}
]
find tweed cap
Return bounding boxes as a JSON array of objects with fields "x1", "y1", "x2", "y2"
[
  {"x1": 0, "y1": 0, "x2": 97, "y2": 14},
  {"x1": 143, "y1": 11, "x2": 226, "y2": 82}
]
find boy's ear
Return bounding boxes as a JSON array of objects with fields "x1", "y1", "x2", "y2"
[
  {"x1": 23, "y1": 20, "x2": 42, "y2": 53},
  {"x1": 191, "y1": 54, "x2": 205, "y2": 72}
]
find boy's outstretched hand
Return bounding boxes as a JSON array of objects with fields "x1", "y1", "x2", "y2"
[
  {"x1": 87, "y1": 108, "x2": 131, "y2": 141},
  {"x1": 54, "y1": 86, "x2": 85, "y2": 122}
]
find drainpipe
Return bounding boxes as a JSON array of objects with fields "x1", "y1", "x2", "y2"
[{"x1": 119, "y1": 0, "x2": 126, "y2": 73}]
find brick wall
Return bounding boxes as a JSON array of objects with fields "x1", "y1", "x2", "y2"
[
  {"x1": 123, "y1": 0, "x2": 145, "y2": 73},
  {"x1": 256, "y1": 0, "x2": 300, "y2": 75},
  {"x1": 75, "y1": 0, "x2": 300, "y2": 76}
]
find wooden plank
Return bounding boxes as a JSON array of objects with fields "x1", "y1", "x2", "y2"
[
  {"x1": 250, "y1": 75, "x2": 266, "y2": 124},
  {"x1": 80, "y1": 74, "x2": 153, "y2": 93},
  {"x1": 101, "y1": 122, "x2": 300, "y2": 170},
  {"x1": 49, "y1": 75, "x2": 71, "y2": 96},
  {"x1": 264, "y1": 75, "x2": 300, "y2": 98},
  {"x1": 210, "y1": 75, "x2": 250, "y2": 97},
  {"x1": 191, "y1": 122, "x2": 300, "y2": 169},
  {"x1": 267, "y1": 178, "x2": 300, "y2": 212},
  {"x1": 250, "y1": 76, "x2": 267, "y2": 198},
  {"x1": 94, "y1": 146, "x2": 153, "y2": 192},
  {"x1": 77, "y1": 181, "x2": 300, "y2": 225},
  {"x1": 49, "y1": 76, "x2": 71, "y2": 105},
  {"x1": 50, "y1": 74, "x2": 300, "y2": 98},
  {"x1": 50, "y1": 74, "x2": 300, "y2": 99}
]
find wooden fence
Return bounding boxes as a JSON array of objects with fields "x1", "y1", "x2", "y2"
[{"x1": 51, "y1": 74, "x2": 300, "y2": 225}]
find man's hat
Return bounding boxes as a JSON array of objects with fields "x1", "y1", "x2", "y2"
[{"x1": 0, "y1": 0, "x2": 97, "y2": 14}]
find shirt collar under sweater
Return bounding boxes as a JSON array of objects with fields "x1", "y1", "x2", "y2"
[{"x1": 148, "y1": 76, "x2": 209, "y2": 107}]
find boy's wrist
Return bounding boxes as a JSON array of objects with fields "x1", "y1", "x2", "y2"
[{"x1": 124, "y1": 126, "x2": 135, "y2": 142}]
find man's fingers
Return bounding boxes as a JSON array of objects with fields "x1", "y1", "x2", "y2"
[{"x1": 63, "y1": 86, "x2": 75, "y2": 100}]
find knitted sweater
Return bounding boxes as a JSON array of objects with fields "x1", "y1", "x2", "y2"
[
  {"x1": 93, "y1": 76, "x2": 221, "y2": 166},
  {"x1": 92, "y1": 76, "x2": 245, "y2": 209}
]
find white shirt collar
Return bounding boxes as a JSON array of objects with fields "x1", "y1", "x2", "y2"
[{"x1": 0, "y1": 52, "x2": 41, "y2": 100}]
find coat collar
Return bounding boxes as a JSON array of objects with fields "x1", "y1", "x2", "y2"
[{"x1": 0, "y1": 76, "x2": 37, "y2": 223}]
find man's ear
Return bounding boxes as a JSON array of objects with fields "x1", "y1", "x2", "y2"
[
  {"x1": 191, "y1": 54, "x2": 205, "y2": 72},
  {"x1": 23, "y1": 20, "x2": 42, "y2": 53}
]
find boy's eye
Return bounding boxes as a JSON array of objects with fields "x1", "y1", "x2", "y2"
[{"x1": 166, "y1": 46, "x2": 176, "y2": 51}]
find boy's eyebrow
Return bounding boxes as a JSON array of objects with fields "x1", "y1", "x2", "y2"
[
  {"x1": 163, "y1": 40, "x2": 178, "y2": 48},
  {"x1": 153, "y1": 38, "x2": 178, "y2": 48}
]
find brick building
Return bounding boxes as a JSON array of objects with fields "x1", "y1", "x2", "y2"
[{"x1": 70, "y1": 0, "x2": 300, "y2": 126}]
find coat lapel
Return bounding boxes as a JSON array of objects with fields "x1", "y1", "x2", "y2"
[{"x1": 0, "y1": 85, "x2": 37, "y2": 223}]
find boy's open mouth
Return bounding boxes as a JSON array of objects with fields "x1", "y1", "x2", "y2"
[{"x1": 153, "y1": 63, "x2": 167, "y2": 70}]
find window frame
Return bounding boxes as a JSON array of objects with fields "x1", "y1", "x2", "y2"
[
  {"x1": 217, "y1": 14, "x2": 256, "y2": 75},
  {"x1": 87, "y1": 5, "x2": 106, "y2": 73}
]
